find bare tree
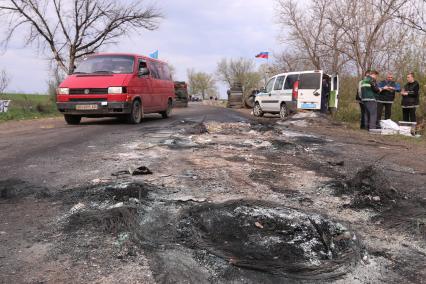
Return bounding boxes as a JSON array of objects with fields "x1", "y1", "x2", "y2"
[
  {"x1": 276, "y1": 0, "x2": 328, "y2": 70},
  {"x1": 47, "y1": 64, "x2": 65, "y2": 101},
  {"x1": 272, "y1": 50, "x2": 315, "y2": 73},
  {"x1": 275, "y1": 0, "x2": 416, "y2": 76},
  {"x1": 216, "y1": 58, "x2": 262, "y2": 98},
  {"x1": 187, "y1": 69, "x2": 217, "y2": 100},
  {"x1": 327, "y1": 0, "x2": 410, "y2": 76},
  {"x1": 276, "y1": 0, "x2": 348, "y2": 73},
  {"x1": 395, "y1": 0, "x2": 426, "y2": 33},
  {"x1": 0, "y1": 0, "x2": 161, "y2": 74},
  {"x1": 0, "y1": 69, "x2": 11, "y2": 94}
]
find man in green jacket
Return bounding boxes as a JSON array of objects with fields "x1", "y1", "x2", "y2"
[
  {"x1": 356, "y1": 70, "x2": 370, "y2": 129},
  {"x1": 361, "y1": 70, "x2": 382, "y2": 130}
]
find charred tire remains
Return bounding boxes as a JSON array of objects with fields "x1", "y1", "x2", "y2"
[
  {"x1": 60, "y1": 181, "x2": 362, "y2": 282},
  {"x1": 178, "y1": 200, "x2": 361, "y2": 280}
]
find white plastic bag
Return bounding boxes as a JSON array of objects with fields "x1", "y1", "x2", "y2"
[{"x1": 380, "y1": 119, "x2": 399, "y2": 131}]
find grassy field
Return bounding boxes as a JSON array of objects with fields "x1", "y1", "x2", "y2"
[{"x1": 0, "y1": 93, "x2": 60, "y2": 122}]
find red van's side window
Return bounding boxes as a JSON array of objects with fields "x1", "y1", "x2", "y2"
[
  {"x1": 149, "y1": 61, "x2": 160, "y2": 79},
  {"x1": 161, "y1": 65, "x2": 171, "y2": 81},
  {"x1": 149, "y1": 61, "x2": 171, "y2": 81}
]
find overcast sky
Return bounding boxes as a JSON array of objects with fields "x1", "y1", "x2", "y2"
[{"x1": 0, "y1": 0, "x2": 282, "y2": 95}]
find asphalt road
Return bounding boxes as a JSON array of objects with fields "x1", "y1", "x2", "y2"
[{"x1": 0, "y1": 103, "x2": 250, "y2": 188}]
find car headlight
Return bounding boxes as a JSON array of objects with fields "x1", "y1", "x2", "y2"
[
  {"x1": 57, "y1": 88, "x2": 69, "y2": 95},
  {"x1": 108, "y1": 87, "x2": 124, "y2": 94}
]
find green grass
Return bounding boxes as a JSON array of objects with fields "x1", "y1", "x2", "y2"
[{"x1": 0, "y1": 93, "x2": 60, "y2": 123}]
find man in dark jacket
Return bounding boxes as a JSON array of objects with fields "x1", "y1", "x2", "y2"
[
  {"x1": 361, "y1": 70, "x2": 382, "y2": 130},
  {"x1": 321, "y1": 78, "x2": 330, "y2": 113},
  {"x1": 377, "y1": 73, "x2": 401, "y2": 126},
  {"x1": 356, "y1": 70, "x2": 370, "y2": 129},
  {"x1": 401, "y1": 72, "x2": 420, "y2": 123}
]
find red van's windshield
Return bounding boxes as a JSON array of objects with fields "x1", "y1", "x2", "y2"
[{"x1": 74, "y1": 55, "x2": 135, "y2": 74}]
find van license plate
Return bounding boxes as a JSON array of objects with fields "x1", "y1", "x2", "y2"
[
  {"x1": 76, "y1": 104, "x2": 98, "y2": 110},
  {"x1": 301, "y1": 103, "x2": 317, "y2": 109}
]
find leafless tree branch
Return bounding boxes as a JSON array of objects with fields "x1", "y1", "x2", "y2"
[{"x1": 0, "y1": 0, "x2": 162, "y2": 74}]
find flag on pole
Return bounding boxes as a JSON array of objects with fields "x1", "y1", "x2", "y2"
[
  {"x1": 255, "y1": 52, "x2": 269, "y2": 59},
  {"x1": 149, "y1": 50, "x2": 159, "y2": 59}
]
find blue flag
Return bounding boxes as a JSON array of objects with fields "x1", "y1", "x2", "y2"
[{"x1": 149, "y1": 50, "x2": 159, "y2": 59}]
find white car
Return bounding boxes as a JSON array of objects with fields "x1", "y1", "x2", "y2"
[{"x1": 253, "y1": 70, "x2": 339, "y2": 119}]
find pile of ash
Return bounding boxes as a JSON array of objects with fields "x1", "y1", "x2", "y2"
[{"x1": 333, "y1": 165, "x2": 402, "y2": 210}]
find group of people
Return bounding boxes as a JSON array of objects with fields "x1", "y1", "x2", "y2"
[{"x1": 356, "y1": 70, "x2": 420, "y2": 130}]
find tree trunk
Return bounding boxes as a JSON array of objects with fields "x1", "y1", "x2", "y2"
[{"x1": 68, "y1": 47, "x2": 76, "y2": 75}]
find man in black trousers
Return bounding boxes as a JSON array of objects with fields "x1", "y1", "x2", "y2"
[
  {"x1": 377, "y1": 73, "x2": 401, "y2": 127},
  {"x1": 360, "y1": 70, "x2": 382, "y2": 130},
  {"x1": 356, "y1": 70, "x2": 370, "y2": 129},
  {"x1": 401, "y1": 72, "x2": 420, "y2": 123}
]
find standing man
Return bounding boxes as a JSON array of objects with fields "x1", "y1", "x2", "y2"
[
  {"x1": 377, "y1": 73, "x2": 401, "y2": 126},
  {"x1": 361, "y1": 70, "x2": 382, "y2": 130},
  {"x1": 321, "y1": 77, "x2": 330, "y2": 113},
  {"x1": 356, "y1": 70, "x2": 370, "y2": 129},
  {"x1": 401, "y1": 72, "x2": 420, "y2": 123}
]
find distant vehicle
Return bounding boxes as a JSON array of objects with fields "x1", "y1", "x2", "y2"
[
  {"x1": 190, "y1": 95, "x2": 203, "y2": 102},
  {"x1": 56, "y1": 53, "x2": 175, "y2": 125},
  {"x1": 174, "y1": 81, "x2": 189, "y2": 107},
  {"x1": 227, "y1": 83, "x2": 243, "y2": 109},
  {"x1": 253, "y1": 70, "x2": 339, "y2": 119}
]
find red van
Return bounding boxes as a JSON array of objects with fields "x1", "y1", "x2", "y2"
[{"x1": 56, "y1": 53, "x2": 175, "y2": 124}]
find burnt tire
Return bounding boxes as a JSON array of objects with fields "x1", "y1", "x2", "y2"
[
  {"x1": 280, "y1": 103, "x2": 289, "y2": 120},
  {"x1": 126, "y1": 100, "x2": 143, "y2": 124},
  {"x1": 160, "y1": 99, "x2": 173, "y2": 119},
  {"x1": 64, "y1": 114, "x2": 81, "y2": 125},
  {"x1": 253, "y1": 103, "x2": 264, "y2": 117}
]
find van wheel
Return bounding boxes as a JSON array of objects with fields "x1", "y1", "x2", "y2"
[
  {"x1": 280, "y1": 103, "x2": 289, "y2": 120},
  {"x1": 64, "y1": 114, "x2": 81, "y2": 125},
  {"x1": 160, "y1": 99, "x2": 173, "y2": 119},
  {"x1": 253, "y1": 103, "x2": 264, "y2": 117},
  {"x1": 126, "y1": 100, "x2": 143, "y2": 124}
]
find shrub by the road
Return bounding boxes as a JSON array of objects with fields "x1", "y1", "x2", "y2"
[{"x1": 0, "y1": 93, "x2": 59, "y2": 122}]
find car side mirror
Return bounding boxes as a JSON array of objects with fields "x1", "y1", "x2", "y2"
[
  {"x1": 138, "y1": 67, "x2": 150, "y2": 77},
  {"x1": 260, "y1": 87, "x2": 266, "y2": 93}
]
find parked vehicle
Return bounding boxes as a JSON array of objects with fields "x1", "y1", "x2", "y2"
[
  {"x1": 190, "y1": 96, "x2": 203, "y2": 102},
  {"x1": 253, "y1": 70, "x2": 339, "y2": 119},
  {"x1": 174, "y1": 81, "x2": 189, "y2": 107},
  {"x1": 227, "y1": 83, "x2": 244, "y2": 109},
  {"x1": 56, "y1": 53, "x2": 175, "y2": 125}
]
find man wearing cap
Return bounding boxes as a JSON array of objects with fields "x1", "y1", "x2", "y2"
[
  {"x1": 356, "y1": 70, "x2": 370, "y2": 129},
  {"x1": 360, "y1": 70, "x2": 382, "y2": 130}
]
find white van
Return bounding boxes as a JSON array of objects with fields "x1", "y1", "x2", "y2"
[{"x1": 253, "y1": 70, "x2": 339, "y2": 119}]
